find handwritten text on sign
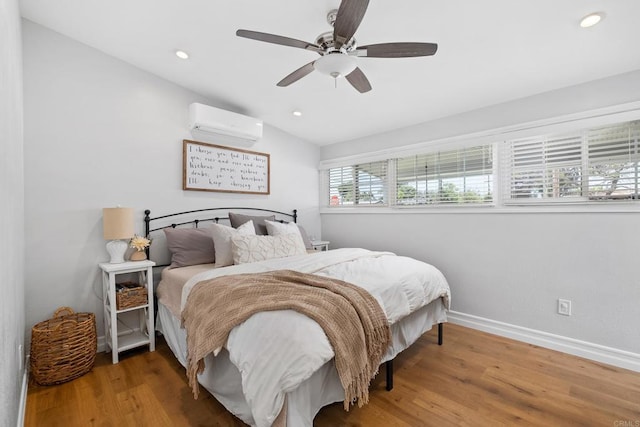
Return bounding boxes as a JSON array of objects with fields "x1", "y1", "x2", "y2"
[{"x1": 183, "y1": 140, "x2": 270, "y2": 194}]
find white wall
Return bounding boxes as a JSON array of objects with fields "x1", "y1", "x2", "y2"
[
  {"x1": 22, "y1": 20, "x2": 320, "y2": 342},
  {"x1": 321, "y1": 212, "x2": 640, "y2": 354},
  {"x1": 0, "y1": 0, "x2": 25, "y2": 425},
  {"x1": 321, "y1": 69, "x2": 640, "y2": 160},
  {"x1": 320, "y1": 71, "x2": 640, "y2": 358}
]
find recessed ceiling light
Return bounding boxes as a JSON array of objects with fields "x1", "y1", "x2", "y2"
[
  {"x1": 175, "y1": 50, "x2": 189, "y2": 59},
  {"x1": 580, "y1": 12, "x2": 604, "y2": 28},
  {"x1": 292, "y1": 111, "x2": 302, "y2": 117}
]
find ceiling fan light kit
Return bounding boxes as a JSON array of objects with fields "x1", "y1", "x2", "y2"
[
  {"x1": 313, "y1": 53, "x2": 357, "y2": 78},
  {"x1": 236, "y1": 0, "x2": 437, "y2": 93}
]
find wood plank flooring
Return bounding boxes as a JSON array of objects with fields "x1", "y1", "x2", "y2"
[{"x1": 25, "y1": 324, "x2": 640, "y2": 426}]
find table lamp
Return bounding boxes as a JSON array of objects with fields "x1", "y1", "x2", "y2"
[{"x1": 103, "y1": 207, "x2": 134, "y2": 263}]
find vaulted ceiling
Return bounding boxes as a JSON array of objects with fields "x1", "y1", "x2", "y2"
[{"x1": 19, "y1": 0, "x2": 640, "y2": 145}]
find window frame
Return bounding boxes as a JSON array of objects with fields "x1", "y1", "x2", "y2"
[
  {"x1": 327, "y1": 161, "x2": 389, "y2": 207},
  {"x1": 502, "y1": 121, "x2": 640, "y2": 205},
  {"x1": 394, "y1": 145, "x2": 495, "y2": 207},
  {"x1": 319, "y1": 103, "x2": 640, "y2": 214}
]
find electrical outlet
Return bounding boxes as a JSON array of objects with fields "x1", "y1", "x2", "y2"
[{"x1": 558, "y1": 299, "x2": 572, "y2": 316}]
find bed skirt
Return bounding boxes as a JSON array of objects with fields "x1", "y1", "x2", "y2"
[{"x1": 156, "y1": 299, "x2": 447, "y2": 426}]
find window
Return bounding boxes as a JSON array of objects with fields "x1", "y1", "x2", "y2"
[
  {"x1": 396, "y1": 145, "x2": 493, "y2": 205},
  {"x1": 504, "y1": 120, "x2": 640, "y2": 203},
  {"x1": 328, "y1": 161, "x2": 388, "y2": 206},
  {"x1": 323, "y1": 116, "x2": 640, "y2": 210},
  {"x1": 587, "y1": 122, "x2": 640, "y2": 200},
  {"x1": 504, "y1": 134, "x2": 583, "y2": 201}
]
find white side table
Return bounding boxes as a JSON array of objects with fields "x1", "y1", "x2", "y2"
[
  {"x1": 310, "y1": 240, "x2": 330, "y2": 251},
  {"x1": 99, "y1": 260, "x2": 156, "y2": 364}
]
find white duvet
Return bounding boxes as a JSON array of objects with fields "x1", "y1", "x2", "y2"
[{"x1": 180, "y1": 248, "x2": 450, "y2": 427}]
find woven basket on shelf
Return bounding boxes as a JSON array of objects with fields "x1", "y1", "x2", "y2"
[
  {"x1": 116, "y1": 282, "x2": 148, "y2": 310},
  {"x1": 30, "y1": 307, "x2": 97, "y2": 386}
]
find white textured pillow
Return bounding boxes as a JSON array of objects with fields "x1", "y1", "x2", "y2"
[
  {"x1": 211, "y1": 221, "x2": 255, "y2": 267},
  {"x1": 231, "y1": 233, "x2": 307, "y2": 264},
  {"x1": 265, "y1": 220, "x2": 306, "y2": 249}
]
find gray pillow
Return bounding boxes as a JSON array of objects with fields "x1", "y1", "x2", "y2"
[
  {"x1": 229, "y1": 212, "x2": 275, "y2": 235},
  {"x1": 164, "y1": 227, "x2": 215, "y2": 268},
  {"x1": 296, "y1": 225, "x2": 313, "y2": 250}
]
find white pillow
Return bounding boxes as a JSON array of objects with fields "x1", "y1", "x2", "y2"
[
  {"x1": 211, "y1": 220, "x2": 255, "y2": 267},
  {"x1": 265, "y1": 220, "x2": 306, "y2": 249},
  {"x1": 231, "y1": 233, "x2": 307, "y2": 264}
]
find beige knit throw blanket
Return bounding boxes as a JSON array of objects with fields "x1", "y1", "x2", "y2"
[{"x1": 181, "y1": 269, "x2": 391, "y2": 411}]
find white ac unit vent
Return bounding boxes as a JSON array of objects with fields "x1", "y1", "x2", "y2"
[{"x1": 188, "y1": 103, "x2": 263, "y2": 146}]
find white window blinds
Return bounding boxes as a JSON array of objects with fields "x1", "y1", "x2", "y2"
[
  {"x1": 587, "y1": 121, "x2": 640, "y2": 200},
  {"x1": 504, "y1": 134, "x2": 583, "y2": 201},
  {"x1": 328, "y1": 161, "x2": 388, "y2": 206},
  {"x1": 396, "y1": 145, "x2": 493, "y2": 205},
  {"x1": 503, "y1": 120, "x2": 640, "y2": 203}
]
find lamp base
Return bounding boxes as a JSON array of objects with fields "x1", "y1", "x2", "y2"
[{"x1": 106, "y1": 240, "x2": 128, "y2": 263}]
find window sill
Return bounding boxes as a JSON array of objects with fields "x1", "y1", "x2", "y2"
[{"x1": 320, "y1": 203, "x2": 640, "y2": 215}]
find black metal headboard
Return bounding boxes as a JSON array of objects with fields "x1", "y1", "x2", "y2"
[{"x1": 143, "y1": 207, "x2": 297, "y2": 267}]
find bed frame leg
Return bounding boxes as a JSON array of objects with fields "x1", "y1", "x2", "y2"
[{"x1": 385, "y1": 323, "x2": 442, "y2": 392}]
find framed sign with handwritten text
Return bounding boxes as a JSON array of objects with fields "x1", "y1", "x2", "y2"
[{"x1": 183, "y1": 140, "x2": 270, "y2": 194}]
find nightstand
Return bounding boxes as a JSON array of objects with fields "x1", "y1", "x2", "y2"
[
  {"x1": 99, "y1": 260, "x2": 155, "y2": 363},
  {"x1": 310, "y1": 240, "x2": 330, "y2": 251}
]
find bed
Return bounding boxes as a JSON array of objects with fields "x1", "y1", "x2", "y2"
[{"x1": 145, "y1": 207, "x2": 450, "y2": 427}]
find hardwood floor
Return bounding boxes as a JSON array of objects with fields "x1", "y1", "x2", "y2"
[{"x1": 26, "y1": 324, "x2": 640, "y2": 426}]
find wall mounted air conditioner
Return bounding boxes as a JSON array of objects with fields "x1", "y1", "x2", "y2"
[{"x1": 188, "y1": 103, "x2": 263, "y2": 146}]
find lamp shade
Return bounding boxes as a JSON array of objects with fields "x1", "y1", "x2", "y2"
[{"x1": 102, "y1": 207, "x2": 134, "y2": 240}]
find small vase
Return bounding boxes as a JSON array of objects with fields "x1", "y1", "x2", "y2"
[{"x1": 130, "y1": 250, "x2": 147, "y2": 261}]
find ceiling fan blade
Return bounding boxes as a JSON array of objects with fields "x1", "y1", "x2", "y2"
[
  {"x1": 345, "y1": 67, "x2": 372, "y2": 93},
  {"x1": 277, "y1": 61, "x2": 316, "y2": 87},
  {"x1": 355, "y1": 42, "x2": 438, "y2": 58},
  {"x1": 333, "y1": 0, "x2": 370, "y2": 49},
  {"x1": 236, "y1": 29, "x2": 321, "y2": 53}
]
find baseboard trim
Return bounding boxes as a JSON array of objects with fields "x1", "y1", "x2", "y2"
[
  {"x1": 17, "y1": 355, "x2": 29, "y2": 427},
  {"x1": 448, "y1": 311, "x2": 640, "y2": 373}
]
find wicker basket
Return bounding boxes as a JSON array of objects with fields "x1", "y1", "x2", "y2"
[
  {"x1": 30, "y1": 307, "x2": 96, "y2": 385},
  {"x1": 115, "y1": 282, "x2": 148, "y2": 310}
]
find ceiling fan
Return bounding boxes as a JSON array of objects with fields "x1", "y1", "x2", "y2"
[{"x1": 236, "y1": 0, "x2": 438, "y2": 93}]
